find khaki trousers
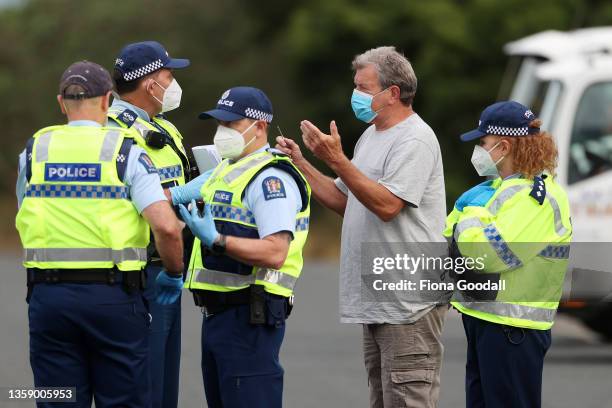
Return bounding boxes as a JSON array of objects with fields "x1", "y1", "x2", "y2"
[{"x1": 363, "y1": 305, "x2": 448, "y2": 408}]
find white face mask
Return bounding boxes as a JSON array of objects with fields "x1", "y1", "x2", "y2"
[
  {"x1": 152, "y1": 78, "x2": 182, "y2": 113},
  {"x1": 213, "y1": 121, "x2": 258, "y2": 160},
  {"x1": 471, "y1": 141, "x2": 504, "y2": 177}
]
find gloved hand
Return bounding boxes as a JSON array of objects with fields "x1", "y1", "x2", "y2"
[
  {"x1": 179, "y1": 199, "x2": 220, "y2": 248},
  {"x1": 466, "y1": 188, "x2": 496, "y2": 208},
  {"x1": 454, "y1": 180, "x2": 495, "y2": 211},
  {"x1": 169, "y1": 169, "x2": 214, "y2": 206},
  {"x1": 155, "y1": 270, "x2": 183, "y2": 305}
]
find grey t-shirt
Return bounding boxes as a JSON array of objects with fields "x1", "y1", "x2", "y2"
[{"x1": 335, "y1": 113, "x2": 447, "y2": 324}]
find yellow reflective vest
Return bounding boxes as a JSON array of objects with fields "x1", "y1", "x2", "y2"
[
  {"x1": 444, "y1": 175, "x2": 572, "y2": 330},
  {"x1": 108, "y1": 107, "x2": 189, "y2": 187},
  {"x1": 185, "y1": 150, "x2": 311, "y2": 298},
  {"x1": 16, "y1": 125, "x2": 149, "y2": 271}
]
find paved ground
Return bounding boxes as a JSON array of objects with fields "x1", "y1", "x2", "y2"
[{"x1": 1, "y1": 254, "x2": 611, "y2": 407}]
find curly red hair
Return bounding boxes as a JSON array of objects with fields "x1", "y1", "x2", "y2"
[{"x1": 500, "y1": 119, "x2": 558, "y2": 178}]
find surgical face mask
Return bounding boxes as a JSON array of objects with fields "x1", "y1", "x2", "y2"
[
  {"x1": 213, "y1": 121, "x2": 258, "y2": 160},
  {"x1": 471, "y1": 141, "x2": 504, "y2": 177},
  {"x1": 152, "y1": 78, "x2": 182, "y2": 113},
  {"x1": 351, "y1": 88, "x2": 389, "y2": 123}
]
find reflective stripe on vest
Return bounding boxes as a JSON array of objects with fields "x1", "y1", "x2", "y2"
[
  {"x1": 487, "y1": 182, "x2": 567, "y2": 236},
  {"x1": 296, "y1": 216, "x2": 309, "y2": 231},
  {"x1": 454, "y1": 217, "x2": 570, "y2": 263},
  {"x1": 454, "y1": 293, "x2": 556, "y2": 323},
  {"x1": 454, "y1": 217, "x2": 522, "y2": 269},
  {"x1": 547, "y1": 193, "x2": 570, "y2": 236},
  {"x1": 191, "y1": 267, "x2": 298, "y2": 291},
  {"x1": 99, "y1": 130, "x2": 121, "y2": 161},
  {"x1": 212, "y1": 204, "x2": 256, "y2": 225},
  {"x1": 487, "y1": 185, "x2": 529, "y2": 215},
  {"x1": 158, "y1": 164, "x2": 183, "y2": 181},
  {"x1": 25, "y1": 184, "x2": 128, "y2": 199},
  {"x1": 211, "y1": 203, "x2": 310, "y2": 230},
  {"x1": 24, "y1": 247, "x2": 147, "y2": 263},
  {"x1": 539, "y1": 244, "x2": 570, "y2": 259},
  {"x1": 482, "y1": 223, "x2": 522, "y2": 269},
  {"x1": 223, "y1": 154, "x2": 274, "y2": 184},
  {"x1": 35, "y1": 131, "x2": 52, "y2": 161}
]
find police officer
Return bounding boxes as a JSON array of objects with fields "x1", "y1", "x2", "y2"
[
  {"x1": 444, "y1": 101, "x2": 572, "y2": 407},
  {"x1": 15, "y1": 61, "x2": 184, "y2": 407},
  {"x1": 176, "y1": 87, "x2": 311, "y2": 408},
  {"x1": 108, "y1": 41, "x2": 209, "y2": 408}
]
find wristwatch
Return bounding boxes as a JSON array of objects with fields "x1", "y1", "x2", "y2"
[{"x1": 211, "y1": 234, "x2": 227, "y2": 256}]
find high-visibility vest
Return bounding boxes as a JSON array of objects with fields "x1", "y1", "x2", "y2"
[
  {"x1": 444, "y1": 175, "x2": 572, "y2": 330},
  {"x1": 15, "y1": 125, "x2": 149, "y2": 271},
  {"x1": 108, "y1": 107, "x2": 189, "y2": 187},
  {"x1": 185, "y1": 149, "x2": 311, "y2": 298}
]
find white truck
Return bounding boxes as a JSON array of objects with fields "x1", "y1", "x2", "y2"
[{"x1": 501, "y1": 27, "x2": 612, "y2": 338}]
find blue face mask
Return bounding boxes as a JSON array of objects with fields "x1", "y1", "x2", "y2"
[{"x1": 351, "y1": 88, "x2": 389, "y2": 123}]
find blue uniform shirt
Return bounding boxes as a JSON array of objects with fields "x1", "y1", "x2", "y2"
[
  {"x1": 108, "y1": 98, "x2": 152, "y2": 124},
  {"x1": 16, "y1": 120, "x2": 166, "y2": 213},
  {"x1": 242, "y1": 144, "x2": 302, "y2": 238}
]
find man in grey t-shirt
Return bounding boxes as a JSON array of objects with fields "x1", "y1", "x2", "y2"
[{"x1": 276, "y1": 46, "x2": 448, "y2": 408}]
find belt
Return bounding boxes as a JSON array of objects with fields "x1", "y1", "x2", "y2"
[
  {"x1": 191, "y1": 287, "x2": 291, "y2": 318},
  {"x1": 191, "y1": 287, "x2": 251, "y2": 308},
  {"x1": 27, "y1": 268, "x2": 145, "y2": 290}
]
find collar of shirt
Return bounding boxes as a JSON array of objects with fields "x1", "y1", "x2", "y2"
[
  {"x1": 503, "y1": 173, "x2": 522, "y2": 180},
  {"x1": 252, "y1": 143, "x2": 270, "y2": 155},
  {"x1": 68, "y1": 120, "x2": 102, "y2": 127},
  {"x1": 111, "y1": 98, "x2": 151, "y2": 123}
]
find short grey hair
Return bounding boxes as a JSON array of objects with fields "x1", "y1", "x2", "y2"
[{"x1": 352, "y1": 46, "x2": 417, "y2": 106}]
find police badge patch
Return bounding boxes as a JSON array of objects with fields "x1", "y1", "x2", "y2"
[
  {"x1": 138, "y1": 153, "x2": 158, "y2": 174},
  {"x1": 262, "y1": 176, "x2": 286, "y2": 200}
]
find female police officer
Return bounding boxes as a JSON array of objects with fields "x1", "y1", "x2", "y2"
[{"x1": 444, "y1": 101, "x2": 572, "y2": 407}]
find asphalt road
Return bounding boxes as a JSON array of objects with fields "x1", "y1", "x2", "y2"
[{"x1": 1, "y1": 254, "x2": 611, "y2": 407}]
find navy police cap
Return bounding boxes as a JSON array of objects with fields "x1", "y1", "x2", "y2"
[
  {"x1": 460, "y1": 101, "x2": 540, "y2": 142},
  {"x1": 199, "y1": 87, "x2": 274, "y2": 123},
  {"x1": 114, "y1": 41, "x2": 190, "y2": 82}
]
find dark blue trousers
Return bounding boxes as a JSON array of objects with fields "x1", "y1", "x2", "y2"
[
  {"x1": 143, "y1": 265, "x2": 181, "y2": 408},
  {"x1": 201, "y1": 304, "x2": 285, "y2": 408},
  {"x1": 28, "y1": 282, "x2": 151, "y2": 408},
  {"x1": 462, "y1": 313, "x2": 552, "y2": 408}
]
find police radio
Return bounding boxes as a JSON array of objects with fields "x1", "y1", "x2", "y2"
[{"x1": 143, "y1": 130, "x2": 168, "y2": 149}]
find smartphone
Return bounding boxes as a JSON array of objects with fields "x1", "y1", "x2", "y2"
[{"x1": 196, "y1": 200, "x2": 205, "y2": 217}]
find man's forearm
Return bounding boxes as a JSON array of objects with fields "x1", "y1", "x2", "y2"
[
  {"x1": 154, "y1": 232, "x2": 184, "y2": 275},
  {"x1": 225, "y1": 234, "x2": 290, "y2": 270},
  {"x1": 294, "y1": 158, "x2": 347, "y2": 216},
  {"x1": 329, "y1": 156, "x2": 402, "y2": 221}
]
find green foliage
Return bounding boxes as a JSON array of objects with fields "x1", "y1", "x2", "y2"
[{"x1": 1, "y1": 0, "x2": 611, "y2": 208}]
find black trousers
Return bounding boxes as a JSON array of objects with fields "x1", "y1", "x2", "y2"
[{"x1": 462, "y1": 313, "x2": 552, "y2": 408}]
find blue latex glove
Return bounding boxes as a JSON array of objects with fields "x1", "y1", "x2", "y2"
[
  {"x1": 169, "y1": 169, "x2": 214, "y2": 206},
  {"x1": 454, "y1": 180, "x2": 495, "y2": 211},
  {"x1": 179, "y1": 199, "x2": 220, "y2": 248},
  {"x1": 155, "y1": 270, "x2": 183, "y2": 305},
  {"x1": 466, "y1": 188, "x2": 496, "y2": 208}
]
